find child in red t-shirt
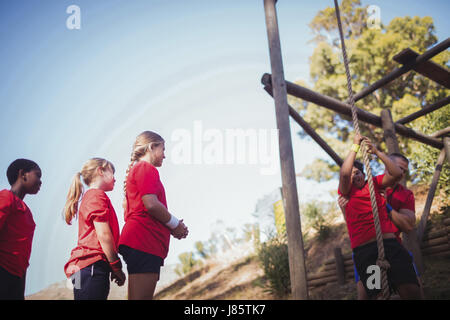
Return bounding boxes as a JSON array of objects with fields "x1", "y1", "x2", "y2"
[
  {"x1": 339, "y1": 134, "x2": 421, "y2": 299},
  {"x1": 119, "y1": 131, "x2": 189, "y2": 300},
  {"x1": 0, "y1": 159, "x2": 42, "y2": 300},
  {"x1": 63, "y1": 158, "x2": 126, "y2": 300}
]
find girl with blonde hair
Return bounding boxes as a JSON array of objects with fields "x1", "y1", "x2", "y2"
[
  {"x1": 64, "y1": 158, "x2": 126, "y2": 300},
  {"x1": 119, "y1": 131, "x2": 188, "y2": 300}
]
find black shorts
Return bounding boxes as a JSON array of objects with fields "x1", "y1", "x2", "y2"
[
  {"x1": 0, "y1": 266, "x2": 25, "y2": 300},
  {"x1": 119, "y1": 245, "x2": 163, "y2": 275},
  {"x1": 71, "y1": 260, "x2": 110, "y2": 300},
  {"x1": 353, "y1": 239, "x2": 419, "y2": 298}
]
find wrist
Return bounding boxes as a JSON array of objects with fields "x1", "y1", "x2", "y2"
[
  {"x1": 386, "y1": 203, "x2": 393, "y2": 213},
  {"x1": 109, "y1": 258, "x2": 122, "y2": 273},
  {"x1": 350, "y1": 144, "x2": 360, "y2": 153},
  {"x1": 166, "y1": 214, "x2": 180, "y2": 230}
]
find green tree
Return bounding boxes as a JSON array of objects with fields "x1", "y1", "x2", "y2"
[
  {"x1": 175, "y1": 252, "x2": 200, "y2": 276},
  {"x1": 302, "y1": 200, "x2": 332, "y2": 241},
  {"x1": 195, "y1": 241, "x2": 210, "y2": 259},
  {"x1": 291, "y1": 0, "x2": 449, "y2": 191}
]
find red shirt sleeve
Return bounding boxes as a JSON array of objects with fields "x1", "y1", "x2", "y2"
[
  {"x1": 0, "y1": 192, "x2": 12, "y2": 230},
  {"x1": 135, "y1": 163, "x2": 160, "y2": 195},
  {"x1": 401, "y1": 191, "x2": 415, "y2": 212},
  {"x1": 373, "y1": 174, "x2": 385, "y2": 190},
  {"x1": 85, "y1": 191, "x2": 109, "y2": 223}
]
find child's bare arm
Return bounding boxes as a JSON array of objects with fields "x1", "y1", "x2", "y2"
[{"x1": 339, "y1": 134, "x2": 364, "y2": 195}]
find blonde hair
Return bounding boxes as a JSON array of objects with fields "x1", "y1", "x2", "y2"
[
  {"x1": 123, "y1": 131, "x2": 164, "y2": 196},
  {"x1": 63, "y1": 158, "x2": 115, "y2": 225}
]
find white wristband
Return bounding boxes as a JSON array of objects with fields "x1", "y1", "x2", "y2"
[{"x1": 166, "y1": 214, "x2": 179, "y2": 230}]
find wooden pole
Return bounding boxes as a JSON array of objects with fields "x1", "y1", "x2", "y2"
[
  {"x1": 444, "y1": 137, "x2": 450, "y2": 165},
  {"x1": 334, "y1": 247, "x2": 345, "y2": 286},
  {"x1": 381, "y1": 109, "x2": 401, "y2": 153},
  {"x1": 431, "y1": 127, "x2": 450, "y2": 138},
  {"x1": 263, "y1": 0, "x2": 308, "y2": 300},
  {"x1": 417, "y1": 148, "x2": 447, "y2": 243},
  {"x1": 380, "y1": 109, "x2": 424, "y2": 274}
]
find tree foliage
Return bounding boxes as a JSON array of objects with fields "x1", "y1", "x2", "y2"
[{"x1": 291, "y1": 0, "x2": 449, "y2": 192}]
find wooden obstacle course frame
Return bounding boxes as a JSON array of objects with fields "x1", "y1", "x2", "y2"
[{"x1": 262, "y1": 0, "x2": 449, "y2": 298}]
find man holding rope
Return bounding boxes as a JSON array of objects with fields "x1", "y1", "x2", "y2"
[{"x1": 338, "y1": 134, "x2": 422, "y2": 299}]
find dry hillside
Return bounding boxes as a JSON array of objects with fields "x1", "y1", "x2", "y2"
[{"x1": 27, "y1": 184, "x2": 449, "y2": 300}]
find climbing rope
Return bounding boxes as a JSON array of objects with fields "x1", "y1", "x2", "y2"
[{"x1": 333, "y1": 0, "x2": 391, "y2": 299}]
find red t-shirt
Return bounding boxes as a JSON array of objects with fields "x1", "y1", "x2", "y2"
[
  {"x1": 0, "y1": 189, "x2": 36, "y2": 278},
  {"x1": 338, "y1": 174, "x2": 399, "y2": 249},
  {"x1": 119, "y1": 161, "x2": 170, "y2": 260},
  {"x1": 386, "y1": 184, "x2": 415, "y2": 242},
  {"x1": 64, "y1": 189, "x2": 120, "y2": 278}
]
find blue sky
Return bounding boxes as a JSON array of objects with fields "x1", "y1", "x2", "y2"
[{"x1": 0, "y1": 0, "x2": 448, "y2": 295}]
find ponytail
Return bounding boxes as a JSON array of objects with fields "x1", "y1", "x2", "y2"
[
  {"x1": 63, "y1": 157, "x2": 114, "y2": 225},
  {"x1": 63, "y1": 172, "x2": 84, "y2": 225}
]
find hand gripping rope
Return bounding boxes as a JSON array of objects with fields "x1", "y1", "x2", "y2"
[{"x1": 333, "y1": 0, "x2": 391, "y2": 299}]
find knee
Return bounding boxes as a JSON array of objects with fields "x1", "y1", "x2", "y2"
[{"x1": 397, "y1": 284, "x2": 422, "y2": 300}]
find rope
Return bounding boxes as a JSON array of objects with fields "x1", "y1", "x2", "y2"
[{"x1": 333, "y1": 0, "x2": 390, "y2": 299}]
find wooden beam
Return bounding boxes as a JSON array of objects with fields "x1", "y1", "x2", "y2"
[
  {"x1": 444, "y1": 137, "x2": 450, "y2": 165},
  {"x1": 393, "y1": 48, "x2": 450, "y2": 89},
  {"x1": 334, "y1": 247, "x2": 345, "y2": 286},
  {"x1": 352, "y1": 38, "x2": 450, "y2": 102},
  {"x1": 264, "y1": 84, "x2": 344, "y2": 167},
  {"x1": 417, "y1": 148, "x2": 447, "y2": 243},
  {"x1": 263, "y1": 0, "x2": 308, "y2": 300},
  {"x1": 395, "y1": 96, "x2": 450, "y2": 125},
  {"x1": 431, "y1": 126, "x2": 450, "y2": 138},
  {"x1": 261, "y1": 74, "x2": 444, "y2": 149},
  {"x1": 261, "y1": 73, "x2": 381, "y2": 126}
]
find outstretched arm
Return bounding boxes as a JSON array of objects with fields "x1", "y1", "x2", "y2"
[{"x1": 339, "y1": 134, "x2": 364, "y2": 196}]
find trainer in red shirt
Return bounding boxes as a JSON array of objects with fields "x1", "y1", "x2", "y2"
[
  {"x1": 383, "y1": 153, "x2": 416, "y2": 243},
  {"x1": 64, "y1": 189, "x2": 120, "y2": 277},
  {"x1": 119, "y1": 161, "x2": 170, "y2": 260},
  {"x1": 0, "y1": 189, "x2": 36, "y2": 278}
]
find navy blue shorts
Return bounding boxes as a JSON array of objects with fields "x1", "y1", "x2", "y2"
[
  {"x1": 0, "y1": 266, "x2": 25, "y2": 300},
  {"x1": 353, "y1": 239, "x2": 419, "y2": 298},
  {"x1": 352, "y1": 248, "x2": 420, "y2": 283},
  {"x1": 119, "y1": 245, "x2": 163, "y2": 275},
  {"x1": 71, "y1": 260, "x2": 110, "y2": 300}
]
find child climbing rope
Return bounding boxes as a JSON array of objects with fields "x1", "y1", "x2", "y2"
[{"x1": 338, "y1": 133, "x2": 422, "y2": 299}]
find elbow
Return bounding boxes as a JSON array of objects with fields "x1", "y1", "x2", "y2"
[
  {"x1": 144, "y1": 201, "x2": 156, "y2": 212},
  {"x1": 402, "y1": 220, "x2": 415, "y2": 233},
  {"x1": 96, "y1": 231, "x2": 111, "y2": 242},
  {"x1": 142, "y1": 195, "x2": 159, "y2": 213},
  {"x1": 407, "y1": 219, "x2": 416, "y2": 233},
  {"x1": 404, "y1": 224, "x2": 414, "y2": 233}
]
